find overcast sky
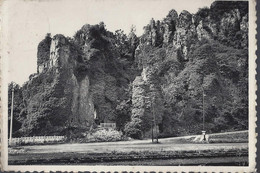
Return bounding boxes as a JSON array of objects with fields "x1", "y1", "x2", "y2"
[{"x1": 3, "y1": 0, "x2": 214, "y2": 85}]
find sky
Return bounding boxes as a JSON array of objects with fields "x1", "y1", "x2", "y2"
[{"x1": 3, "y1": 0, "x2": 215, "y2": 85}]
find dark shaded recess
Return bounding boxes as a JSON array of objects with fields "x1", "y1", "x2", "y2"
[{"x1": 73, "y1": 63, "x2": 88, "y2": 82}]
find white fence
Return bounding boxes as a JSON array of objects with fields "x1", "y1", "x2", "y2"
[{"x1": 9, "y1": 136, "x2": 66, "y2": 145}]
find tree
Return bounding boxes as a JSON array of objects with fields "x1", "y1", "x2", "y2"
[
  {"x1": 128, "y1": 25, "x2": 139, "y2": 59},
  {"x1": 99, "y1": 21, "x2": 106, "y2": 34},
  {"x1": 8, "y1": 82, "x2": 25, "y2": 137},
  {"x1": 124, "y1": 118, "x2": 142, "y2": 139},
  {"x1": 114, "y1": 29, "x2": 129, "y2": 57}
]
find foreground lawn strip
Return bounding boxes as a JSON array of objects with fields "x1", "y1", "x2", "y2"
[
  {"x1": 208, "y1": 131, "x2": 248, "y2": 143},
  {"x1": 9, "y1": 148, "x2": 248, "y2": 165}
]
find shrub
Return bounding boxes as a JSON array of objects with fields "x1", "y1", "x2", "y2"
[{"x1": 85, "y1": 129, "x2": 123, "y2": 142}]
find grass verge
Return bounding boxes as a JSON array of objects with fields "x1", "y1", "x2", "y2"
[{"x1": 9, "y1": 148, "x2": 248, "y2": 165}]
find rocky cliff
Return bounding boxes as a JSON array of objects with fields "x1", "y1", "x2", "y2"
[
  {"x1": 21, "y1": 34, "x2": 95, "y2": 136},
  {"x1": 10, "y1": 1, "x2": 248, "y2": 138},
  {"x1": 126, "y1": 1, "x2": 248, "y2": 138},
  {"x1": 18, "y1": 24, "x2": 138, "y2": 136}
]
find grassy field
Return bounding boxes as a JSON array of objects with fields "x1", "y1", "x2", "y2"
[
  {"x1": 179, "y1": 130, "x2": 248, "y2": 143},
  {"x1": 208, "y1": 131, "x2": 248, "y2": 143},
  {"x1": 8, "y1": 131, "x2": 248, "y2": 166},
  {"x1": 9, "y1": 148, "x2": 248, "y2": 165}
]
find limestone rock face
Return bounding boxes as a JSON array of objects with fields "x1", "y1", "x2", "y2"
[
  {"x1": 37, "y1": 34, "x2": 51, "y2": 73},
  {"x1": 173, "y1": 10, "x2": 197, "y2": 60},
  {"x1": 22, "y1": 24, "x2": 135, "y2": 136},
  {"x1": 46, "y1": 35, "x2": 94, "y2": 127},
  {"x1": 163, "y1": 9, "x2": 178, "y2": 44},
  {"x1": 196, "y1": 19, "x2": 218, "y2": 41},
  {"x1": 49, "y1": 35, "x2": 70, "y2": 68},
  {"x1": 147, "y1": 19, "x2": 163, "y2": 47},
  {"x1": 130, "y1": 1, "x2": 248, "y2": 138},
  {"x1": 177, "y1": 10, "x2": 193, "y2": 28},
  {"x1": 22, "y1": 34, "x2": 96, "y2": 135},
  {"x1": 73, "y1": 24, "x2": 131, "y2": 123},
  {"x1": 69, "y1": 73, "x2": 94, "y2": 126},
  {"x1": 55, "y1": 35, "x2": 94, "y2": 127}
]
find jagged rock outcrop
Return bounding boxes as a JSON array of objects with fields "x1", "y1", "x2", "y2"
[
  {"x1": 162, "y1": 9, "x2": 178, "y2": 44},
  {"x1": 37, "y1": 33, "x2": 52, "y2": 73},
  {"x1": 73, "y1": 24, "x2": 137, "y2": 123},
  {"x1": 21, "y1": 34, "x2": 96, "y2": 135},
  {"x1": 173, "y1": 10, "x2": 197, "y2": 60},
  {"x1": 128, "y1": 1, "x2": 248, "y2": 138},
  {"x1": 137, "y1": 1, "x2": 248, "y2": 61},
  {"x1": 196, "y1": 19, "x2": 218, "y2": 41},
  {"x1": 20, "y1": 24, "x2": 137, "y2": 136}
]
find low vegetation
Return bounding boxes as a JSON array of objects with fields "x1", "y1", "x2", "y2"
[{"x1": 84, "y1": 129, "x2": 125, "y2": 142}]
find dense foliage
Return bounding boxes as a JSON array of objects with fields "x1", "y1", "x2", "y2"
[{"x1": 162, "y1": 40, "x2": 248, "y2": 135}]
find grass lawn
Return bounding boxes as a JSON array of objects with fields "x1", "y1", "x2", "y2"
[
  {"x1": 9, "y1": 148, "x2": 248, "y2": 165},
  {"x1": 8, "y1": 132, "x2": 248, "y2": 166},
  {"x1": 8, "y1": 131, "x2": 249, "y2": 166},
  {"x1": 208, "y1": 131, "x2": 248, "y2": 143}
]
